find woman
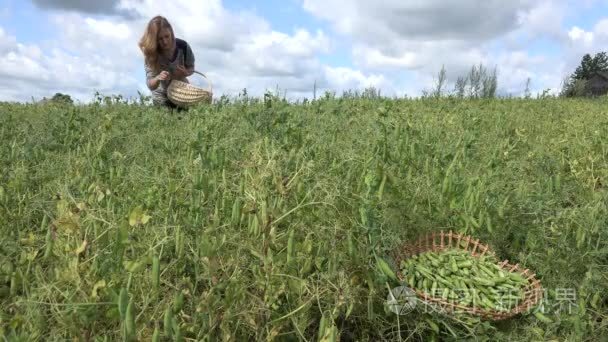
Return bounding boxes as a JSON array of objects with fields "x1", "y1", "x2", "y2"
[{"x1": 138, "y1": 16, "x2": 195, "y2": 109}]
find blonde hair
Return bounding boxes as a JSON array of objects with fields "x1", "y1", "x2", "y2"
[{"x1": 138, "y1": 16, "x2": 174, "y2": 73}]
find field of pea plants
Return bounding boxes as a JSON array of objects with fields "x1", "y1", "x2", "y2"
[{"x1": 1, "y1": 94, "x2": 607, "y2": 341}]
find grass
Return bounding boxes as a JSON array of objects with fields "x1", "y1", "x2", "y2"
[{"x1": 0, "y1": 94, "x2": 607, "y2": 341}]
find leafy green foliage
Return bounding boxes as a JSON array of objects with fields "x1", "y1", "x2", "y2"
[
  {"x1": 561, "y1": 51, "x2": 608, "y2": 97},
  {"x1": 573, "y1": 52, "x2": 608, "y2": 81},
  {"x1": 0, "y1": 96, "x2": 607, "y2": 341}
]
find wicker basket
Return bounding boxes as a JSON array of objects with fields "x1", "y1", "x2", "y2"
[
  {"x1": 390, "y1": 230, "x2": 543, "y2": 321},
  {"x1": 167, "y1": 71, "x2": 213, "y2": 107}
]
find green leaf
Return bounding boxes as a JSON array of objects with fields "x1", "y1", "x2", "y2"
[
  {"x1": 128, "y1": 206, "x2": 143, "y2": 226},
  {"x1": 129, "y1": 206, "x2": 151, "y2": 226}
]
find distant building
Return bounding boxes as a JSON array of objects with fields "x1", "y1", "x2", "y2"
[{"x1": 585, "y1": 71, "x2": 608, "y2": 96}]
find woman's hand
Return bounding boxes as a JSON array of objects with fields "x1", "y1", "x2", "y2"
[
  {"x1": 173, "y1": 66, "x2": 192, "y2": 79},
  {"x1": 156, "y1": 70, "x2": 170, "y2": 81},
  {"x1": 147, "y1": 70, "x2": 170, "y2": 90}
]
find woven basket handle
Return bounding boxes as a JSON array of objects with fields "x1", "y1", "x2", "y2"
[{"x1": 192, "y1": 71, "x2": 213, "y2": 92}]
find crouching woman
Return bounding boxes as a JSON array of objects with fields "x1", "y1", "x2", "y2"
[{"x1": 138, "y1": 16, "x2": 195, "y2": 109}]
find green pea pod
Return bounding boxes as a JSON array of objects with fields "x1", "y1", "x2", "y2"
[
  {"x1": 376, "y1": 257, "x2": 398, "y2": 283},
  {"x1": 118, "y1": 287, "x2": 128, "y2": 320},
  {"x1": 287, "y1": 229, "x2": 295, "y2": 265},
  {"x1": 174, "y1": 323, "x2": 183, "y2": 342},
  {"x1": 450, "y1": 258, "x2": 458, "y2": 273},
  {"x1": 164, "y1": 307, "x2": 173, "y2": 339},
  {"x1": 534, "y1": 311, "x2": 553, "y2": 324},
  {"x1": 508, "y1": 272, "x2": 527, "y2": 284},
  {"x1": 474, "y1": 277, "x2": 495, "y2": 287},
  {"x1": 125, "y1": 299, "x2": 135, "y2": 339},
  {"x1": 441, "y1": 288, "x2": 449, "y2": 300},
  {"x1": 152, "y1": 325, "x2": 160, "y2": 342},
  {"x1": 318, "y1": 313, "x2": 327, "y2": 341},
  {"x1": 9, "y1": 273, "x2": 17, "y2": 296},
  {"x1": 173, "y1": 291, "x2": 185, "y2": 313},
  {"x1": 231, "y1": 198, "x2": 241, "y2": 226},
  {"x1": 456, "y1": 260, "x2": 473, "y2": 268},
  {"x1": 152, "y1": 255, "x2": 160, "y2": 291},
  {"x1": 426, "y1": 318, "x2": 439, "y2": 334},
  {"x1": 43, "y1": 225, "x2": 53, "y2": 260}
]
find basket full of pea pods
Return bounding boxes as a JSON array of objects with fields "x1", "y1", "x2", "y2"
[{"x1": 391, "y1": 231, "x2": 544, "y2": 320}]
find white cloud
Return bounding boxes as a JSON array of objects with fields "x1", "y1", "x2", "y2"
[
  {"x1": 0, "y1": 0, "x2": 344, "y2": 102},
  {"x1": 301, "y1": 0, "x2": 540, "y2": 96},
  {"x1": 302, "y1": 0, "x2": 536, "y2": 43},
  {"x1": 561, "y1": 18, "x2": 608, "y2": 79},
  {"x1": 84, "y1": 18, "x2": 132, "y2": 40},
  {"x1": 323, "y1": 66, "x2": 390, "y2": 92},
  {"x1": 2, "y1": 0, "x2": 608, "y2": 103},
  {"x1": 0, "y1": 29, "x2": 48, "y2": 83},
  {"x1": 514, "y1": 0, "x2": 568, "y2": 42},
  {"x1": 301, "y1": 0, "x2": 608, "y2": 97},
  {"x1": 31, "y1": 0, "x2": 134, "y2": 17},
  {"x1": 0, "y1": 20, "x2": 140, "y2": 103},
  {"x1": 353, "y1": 45, "x2": 418, "y2": 69},
  {"x1": 593, "y1": 19, "x2": 608, "y2": 39},
  {"x1": 0, "y1": 27, "x2": 17, "y2": 55},
  {"x1": 118, "y1": 0, "x2": 268, "y2": 52},
  {"x1": 568, "y1": 27, "x2": 594, "y2": 45},
  {"x1": 252, "y1": 29, "x2": 329, "y2": 59}
]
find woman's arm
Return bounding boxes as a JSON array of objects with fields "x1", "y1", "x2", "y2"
[
  {"x1": 147, "y1": 71, "x2": 170, "y2": 90},
  {"x1": 185, "y1": 66, "x2": 194, "y2": 76},
  {"x1": 147, "y1": 76, "x2": 160, "y2": 90},
  {"x1": 145, "y1": 62, "x2": 170, "y2": 90},
  {"x1": 174, "y1": 65, "x2": 194, "y2": 79}
]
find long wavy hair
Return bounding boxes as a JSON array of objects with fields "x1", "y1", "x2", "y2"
[{"x1": 138, "y1": 16, "x2": 174, "y2": 73}]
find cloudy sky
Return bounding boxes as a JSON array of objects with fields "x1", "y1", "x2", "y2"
[{"x1": 1, "y1": 0, "x2": 607, "y2": 102}]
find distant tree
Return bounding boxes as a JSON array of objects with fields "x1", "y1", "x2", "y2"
[
  {"x1": 468, "y1": 64, "x2": 482, "y2": 98},
  {"x1": 44, "y1": 92, "x2": 73, "y2": 104},
  {"x1": 573, "y1": 52, "x2": 607, "y2": 80},
  {"x1": 449, "y1": 63, "x2": 497, "y2": 99},
  {"x1": 561, "y1": 51, "x2": 608, "y2": 97},
  {"x1": 480, "y1": 66, "x2": 498, "y2": 98},
  {"x1": 361, "y1": 86, "x2": 381, "y2": 99},
  {"x1": 431, "y1": 65, "x2": 447, "y2": 98},
  {"x1": 454, "y1": 76, "x2": 467, "y2": 98},
  {"x1": 424, "y1": 63, "x2": 497, "y2": 99},
  {"x1": 524, "y1": 78, "x2": 531, "y2": 99}
]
